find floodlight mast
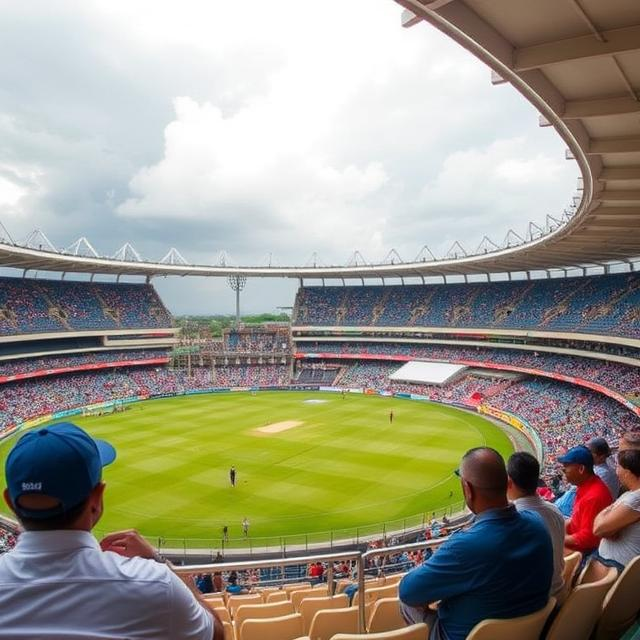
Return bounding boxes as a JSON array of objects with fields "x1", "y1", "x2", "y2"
[{"x1": 227, "y1": 275, "x2": 247, "y2": 327}]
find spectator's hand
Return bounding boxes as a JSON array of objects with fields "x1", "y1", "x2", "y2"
[{"x1": 100, "y1": 529, "x2": 157, "y2": 560}]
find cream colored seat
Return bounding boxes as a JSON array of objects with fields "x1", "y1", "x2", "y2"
[
  {"x1": 227, "y1": 593, "x2": 263, "y2": 618},
  {"x1": 203, "y1": 595, "x2": 225, "y2": 609},
  {"x1": 330, "y1": 622, "x2": 429, "y2": 640},
  {"x1": 466, "y1": 597, "x2": 556, "y2": 640},
  {"x1": 239, "y1": 612, "x2": 304, "y2": 640},
  {"x1": 303, "y1": 606, "x2": 359, "y2": 640},
  {"x1": 594, "y1": 556, "x2": 640, "y2": 640},
  {"x1": 383, "y1": 573, "x2": 406, "y2": 586},
  {"x1": 367, "y1": 597, "x2": 406, "y2": 633},
  {"x1": 557, "y1": 551, "x2": 581, "y2": 607},
  {"x1": 291, "y1": 586, "x2": 330, "y2": 611},
  {"x1": 284, "y1": 582, "x2": 312, "y2": 595},
  {"x1": 258, "y1": 586, "x2": 282, "y2": 602},
  {"x1": 266, "y1": 590, "x2": 289, "y2": 604},
  {"x1": 299, "y1": 595, "x2": 349, "y2": 633},
  {"x1": 546, "y1": 567, "x2": 618, "y2": 640},
  {"x1": 213, "y1": 607, "x2": 232, "y2": 624},
  {"x1": 234, "y1": 600, "x2": 295, "y2": 630},
  {"x1": 222, "y1": 621, "x2": 234, "y2": 640},
  {"x1": 352, "y1": 583, "x2": 398, "y2": 607}
]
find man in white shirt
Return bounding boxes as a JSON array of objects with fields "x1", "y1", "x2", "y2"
[
  {"x1": 0, "y1": 422, "x2": 223, "y2": 639},
  {"x1": 507, "y1": 451, "x2": 566, "y2": 602},
  {"x1": 587, "y1": 437, "x2": 620, "y2": 499}
]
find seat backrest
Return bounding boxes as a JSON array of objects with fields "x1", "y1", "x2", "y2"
[
  {"x1": 239, "y1": 612, "x2": 304, "y2": 640},
  {"x1": 353, "y1": 583, "x2": 399, "y2": 606},
  {"x1": 234, "y1": 600, "x2": 295, "y2": 630},
  {"x1": 557, "y1": 551, "x2": 581, "y2": 606},
  {"x1": 291, "y1": 586, "x2": 330, "y2": 611},
  {"x1": 383, "y1": 573, "x2": 406, "y2": 586},
  {"x1": 307, "y1": 606, "x2": 359, "y2": 640},
  {"x1": 546, "y1": 567, "x2": 618, "y2": 640},
  {"x1": 266, "y1": 590, "x2": 288, "y2": 604},
  {"x1": 299, "y1": 594, "x2": 349, "y2": 633},
  {"x1": 222, "y1": 621, "x2": 234, "y2": 640},
  {"x1": 466, "y1": 597, "x2": 556, "y2": 640},
  {"x1": 213, "y1": 607, "x2": 231, "y2": 624},
  {"x1": 257, "y1": 586, "x2": 281, "y2": 602},
  {"x1": 203, "y1": 595, "x2": 225, "y2": 608},
  {"x1": 227, "y1": 593, "x2": 263, "y2": 618},
  {"x1": 367, "y1": 597, "x2": 406, "y2": 634},
  {"x1": 284, "y1": 581, "x2": 312, "y2": 594},
  {"x1": 331, "y1": 622, "x2": 429, "y2": 640},
  {"x1": 594, "y1": 556, "x2": 640, "y2": 640}
]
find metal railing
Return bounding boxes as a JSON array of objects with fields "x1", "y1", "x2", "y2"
[
  {"x1": 143, "y1": 502, "x2": 466, "y2": 557},
  {"x1": 172, "y1": 536, "x2": 449, "y2": 633}
]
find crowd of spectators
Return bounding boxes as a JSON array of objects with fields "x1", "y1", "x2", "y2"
[
  {"x1": 299, "y1": 341, "x2": 640, "y2": 396},
  {"x1": 293, "y1": 364, "x2": 341, "y2": 385},
  {"x1": 212, "y1": 365, "x2": 290, "y2": 387},
  {"x1": 0, "y1": 350, "x2": 169, "y2": 378},
  {"x1": 0, "y1": 522, "x2": 17, "y2": 555},
  {"x1": 294, "y1": 272, "x2": 640, "y2": 338},
  {"x1": 0, "y1": 277, "x2": 172, "y2": 335},
  {"x1": 223, "y1": 327, "x2": 291, "y2": 353}
]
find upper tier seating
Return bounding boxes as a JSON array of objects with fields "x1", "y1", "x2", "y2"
[
  {"x1": 299, "y1": 342, "x2": 640, "y2": 397},
  {"x1": 293, "y1": 273, "x2": 640, "y2": 338},
  {"x1": 0, "y1": 277, "x2": 172, "y2": 335}
]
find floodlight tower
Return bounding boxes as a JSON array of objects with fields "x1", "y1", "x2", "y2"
[{"x1": 227, "y1": 274, "x2": 246, "y2": 327}]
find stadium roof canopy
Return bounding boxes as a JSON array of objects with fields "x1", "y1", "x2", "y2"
[{"x1": 1, "y1": 0, "x2": 639, "y2": 281}]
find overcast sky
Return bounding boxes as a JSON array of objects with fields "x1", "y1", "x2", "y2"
[{"x1": 0, "y1": 0, "x2": 578, "y2": 314}]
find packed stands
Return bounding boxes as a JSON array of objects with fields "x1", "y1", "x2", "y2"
[
  {"x1": 294, "y1": 272, "x2": 640, "y2": 338},
  {"x1": 224, "y1": 326, "x2": 291, "y2": 353},
  {"x1": 298, "y1": 342, "x2": 640, "y2": 396},
  {"x1": 212, "y1": 365, "x2": 290, "y2": 387},
  {"x1": 0, "y1": 350, "x2": 169, "y2": 378},
  {"x1": 0, "y1": 277, "x2": 172, "y2": 335}
]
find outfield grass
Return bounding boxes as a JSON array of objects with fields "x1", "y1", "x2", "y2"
[{"x1": 0, "y1": 391, "x2": 513, "y2": 546}]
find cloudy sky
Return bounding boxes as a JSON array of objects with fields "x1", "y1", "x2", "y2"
[{"x1": 0, "y1": 0, "x2": 578, "y2": 314}]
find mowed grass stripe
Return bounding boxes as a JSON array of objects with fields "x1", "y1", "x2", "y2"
[{"x1": 0, "y1": 392, "x2": 513, "y2": 543}]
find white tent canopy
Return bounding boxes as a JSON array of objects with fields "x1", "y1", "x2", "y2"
[{"x1": 389, "y1": 361, "x2": 467, "y2": 386}]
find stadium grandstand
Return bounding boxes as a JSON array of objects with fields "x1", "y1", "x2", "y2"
[{"x1": 1, "y1": 0, "x2": 640, "y2": 638}]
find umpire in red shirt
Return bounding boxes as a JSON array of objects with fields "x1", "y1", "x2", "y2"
[{"x1": 559, "y1": 445, "x2": 612, "y2": 554}]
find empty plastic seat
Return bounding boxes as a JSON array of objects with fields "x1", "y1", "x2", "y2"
[
  {"x1": 330, "y1": 622, "x2": 429, "y2": 640},
  {"x1": 239, "y1": 613, "x2": 304, "y2": 640}
]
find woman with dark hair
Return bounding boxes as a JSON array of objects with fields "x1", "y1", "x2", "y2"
[{"x1": 593, "y1": 449, "x2": 640, "y2": 570}]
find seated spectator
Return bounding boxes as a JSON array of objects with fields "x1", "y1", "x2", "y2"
[
  {"x1": 0, "y1": 422, "x2": 221, "y2": 639},
  {"x1": 399, "y1": 447, "x2": 552, "y2": 640},
  {"x1": 587, "y1": 437, "x2": 620, "y2": 499},
  {"x1": 555, "y1": 485, "x2": 576, "y2": 518},
  {"x1": 619, "y1": 431, "x2": 640, "y2": 452},
  {"x1": 560, "y1": 446, "x2": 613, "y2": 554},
  {"x1": 507, "y1": 452, "x2": 565, "y2": 601},
  {"x1": 593, "y1": 449, "x2": 640, "y2": 571}
]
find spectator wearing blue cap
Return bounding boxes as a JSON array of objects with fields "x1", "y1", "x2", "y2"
[
  {"x1": 559, "y1": 445, "x2": 612, "y2": 555},
  {"x1": 0, "y1": 422, "x2": 222, "y2": 640}
]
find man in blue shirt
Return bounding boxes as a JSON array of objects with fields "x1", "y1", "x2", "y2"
[{"x1": 399, "y1": 447, "x2": 553, "y2": 640}]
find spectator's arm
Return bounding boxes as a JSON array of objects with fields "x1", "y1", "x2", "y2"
[
  {"x1": 594, "y1": 503, "x2": 640, "y2": 539},
  {"x1": 100, "y1": 529, "x2": 223, "y2": 640}
]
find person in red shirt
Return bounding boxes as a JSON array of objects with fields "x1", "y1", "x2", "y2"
[{"x1": 559, "y1": 445, "x2": 613, "y2": 554}]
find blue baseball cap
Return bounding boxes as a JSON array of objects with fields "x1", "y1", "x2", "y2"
[
  {"x1": 558, "y1": 445, "x2": 594, "y2": 467},
  {"x1": 5, "y1": 422, "x2": 116, "y2": 520}
]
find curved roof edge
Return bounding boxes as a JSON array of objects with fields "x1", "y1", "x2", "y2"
[{"x1": 1, "y1": 0, "x2": 638, "y2": 280}]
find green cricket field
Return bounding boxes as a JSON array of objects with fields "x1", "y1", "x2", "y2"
[{"x1": 0, "y1": 391, "x2": 514, "y2": 547}]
